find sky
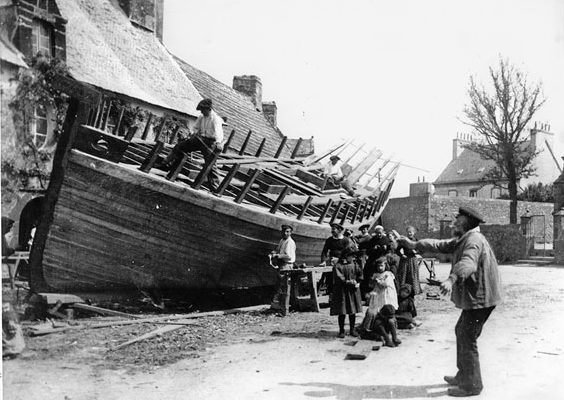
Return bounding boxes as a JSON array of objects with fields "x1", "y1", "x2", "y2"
[{"x1": 163, "y1": 0, "x2": 564, "y2": 197}]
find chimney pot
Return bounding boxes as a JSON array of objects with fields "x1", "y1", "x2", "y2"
[{"x1": 262, "y1": 101, "x2": 277, "y2": 128}]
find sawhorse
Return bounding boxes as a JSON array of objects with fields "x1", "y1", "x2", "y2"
[{"x1": 2, "y1": 251, "x2": 30, "y2": 289}]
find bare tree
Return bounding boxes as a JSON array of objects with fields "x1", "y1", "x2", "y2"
[{"x1": 462, "y1": 58, "x2": 545, "y2": 223}]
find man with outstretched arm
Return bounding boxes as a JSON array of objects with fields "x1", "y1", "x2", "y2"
[{"x1": 398, "y1": 206, "x2": 502, "y2": 397}]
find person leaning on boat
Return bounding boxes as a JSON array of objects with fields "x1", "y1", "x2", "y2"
[
  {"x1": 270, "y1": 225, "x2": 296, "y2": 270},
  {"x1": 157, "y1": 98, "x2": 224, "y2": 190}
]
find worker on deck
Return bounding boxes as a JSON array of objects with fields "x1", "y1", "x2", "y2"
[
  {"x1": 270, "y1": 225, "x2": 296, "y2": 270},
  {"x1": 321, "y1": 155, "x2": 355, "y2": 196},
  {"x1": 157, "y1": 98, "x2": 224, "y2": 190}
]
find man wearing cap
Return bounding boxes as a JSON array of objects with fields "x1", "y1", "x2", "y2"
[
  {"x1": 270, "y1": 225, "x2": 296, "y2": 270},
  {"x1": 322, "y1": 155, "x2": 355, "y2": 196},
  {"x1": 158, "y1": 98, "x2": 224, "y2": 190},
  {"x1": 398, "y1": 206, "x2": 502, "y2": 397}
]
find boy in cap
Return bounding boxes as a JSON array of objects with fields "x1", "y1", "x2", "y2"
[
  {"x1": 398, "y1": 205, "x2": 502, "y2": 397},
  {"x1": 158, "y1": 98, "x2": 224, "y2": 190}
]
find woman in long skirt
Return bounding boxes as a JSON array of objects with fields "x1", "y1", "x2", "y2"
[
  {"x1": 395, "y1": 226, "x2": 422, "y2": 296},
  {"x1": 330, "y1": 253, "x2": 363, "y2": 338}
]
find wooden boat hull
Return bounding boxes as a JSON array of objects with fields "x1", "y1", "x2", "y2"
[{"x1": 31, "y1": 150, "x2": 341, "y2": 293}]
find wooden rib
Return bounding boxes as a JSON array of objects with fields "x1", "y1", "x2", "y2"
[
  {"x1": 239, "y1": 130, "x2": 252, "y2": 155},
  {"x1": 255, "y1": 138, "x2": 266, "y2": 157},
  {"x1": 192, "y1": 152, "x2": 221, "y2": 190},
  {"x1": 154, "y1": 117, "x2": 167, "y2": 143},
  {"x1": 223, "y1": 129, "x2": 235, "y2": 153},
  {"x1": 139, "y1": 142, "x2": 164, "y2": 173},
  {"x1": 350, "y1": 200, "x2": 361, "y2": 223},
  {"x1": 329, "y1": 201, "x2": 344, "y2": 225},
  {"x1": 169, "y1": 125, "x2": 180, "y2": 144},
  {"x1": 339, "y1": 204, "x2": 352, "y2": 226},
  {"x1": 124, "y1": 126, "x2": 139, "y2": 142},
  {"x1": 269, "y1": 186, "x2": 290, "y2": 214},
  {"x1": 215, "y1": 164, "x2": 240, "y2": 197},
  {"x1": 235, "y1": 169, "x2": 261, "y2": 204},
  {"x1": 317, "y1": 199, "x2": 334, "y2": 224},
  {"x1": 290, "y1": 138, "x2": 303, "y2": 159},
  {"x1": 297, "y1": 196, "x2": 313, "y2": 220},
  {"x1": 166, "y1": 152, "x2": 190, "y2": 182},
  {"x1": 274, "y1": 136, "x2": 287, "y2": 158},
  {"x1": 94, "y1": 96, "x2": 104, "y2": 128},
  {"x1": 141, "y1": 113, "x2": 153, "y2": 141},
  {"x1": 112, "y1": 106, "x2": 125, "y2": 136},
  {"x1": 101, "y1": 100, "x2": 112, "y2": 131}
]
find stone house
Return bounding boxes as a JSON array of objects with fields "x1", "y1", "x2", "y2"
[{"x1": 434, "y1": 124, "x2": 560, "y2": 198}]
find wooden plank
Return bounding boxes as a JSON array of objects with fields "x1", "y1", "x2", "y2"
[
  {"x1": 346, "y1": 148, "x2": 383, "y2": 185},
  {"x1": 72, "y1": 303, "x2": 143, "y2": 319},
  {"x1": 36, "y1": 293, "x2": 85, "y2": 305}
]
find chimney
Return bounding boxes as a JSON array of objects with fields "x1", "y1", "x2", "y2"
[
  {"x1": 233, "y1": 75, "x2": 262, "y2": 110},
  {"x1": 262, "y1": 101, "x2": 277, "y2": 127},
  {"x1": 119, "y1": 0, "x2": 164, "y2": 41},
  {"x1": 452, "y1": 132, "x2": 468, "y2": 160}
]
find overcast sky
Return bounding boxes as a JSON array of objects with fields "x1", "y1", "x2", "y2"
[{"x1": 163, "y1": 0, "x2": 564, "y2": 197}]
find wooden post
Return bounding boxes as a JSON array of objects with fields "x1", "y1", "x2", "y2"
[
  {"x1": 270, "y1": 186, "x2": 290, "y2": 214},
  {"x1": 139, "y1": 141, "x2": 164, "y2": 173},
  {"x1": 297, "y1": 196, "x2": 313, "y2": 220},
  {"x1": 168, "y1": 124, "x2": 180, "y2": 144},
  {"x1": 223, "y1": 129, "x2": 235, "y2": 153},
  {"x1": 141, "y1": 113, "x2": 153, "y2": 141},
  {"x1": 100, "y1": 100, "x2": 112, "y2": 131},
  {"x1": 317, "y1": 199, "x2": 334, "y2": 224},
  {"x1": 235, "y1": 169, "x2": 261, "y2": 204},
  {"x1": 274, "y1": 136, "x2": 287, "y2": 158},
  {"x1": 290, "y1": 137, "x2": 303, "y2": 159},
  {"x1": 192, "y1": 152, "x2": 220, "y2": 190},
  {"x1": 124, "y1": 126, "x2": 138, "y2": 142},
  {"x1": 255, "y1": 138, "x2": 266, "y2": 157},
  {"x1": 112, "y1": 106, "x2": 125, "y2": 136},
  {"x1": 166, "y1": 152, "x2": 190, "y2": 182},
  {"x1": 329, "y1": 201, "x2": 344, "y2": 225},
  {"x1": 215, "y1": 164, "x2": 240, "y2": 196},
  {"x1": 154, "y1": 117, "x2": 167, "y2": 143},
  {"x1": 239, "y1": 130, "x2": 252, "y2": 155},
  {"x1": 339, "y1": 204, "x2": 352, "y2": 225}
]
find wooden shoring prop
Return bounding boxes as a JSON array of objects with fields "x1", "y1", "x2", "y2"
[
  {"x1": 139, "y1": 141, "x2": 164, "y2": 173},
  {"x1": 255, "y1": 138, "x2": 266, "y2": 157},
  {"x1": 297, "y1": 196, "x2": 313, "y2": 220},
  {"x1": 274, "y1": 136, "x2": 287, "y2": 158},
  {"x1": 192, "y1": 152, "x2": 221, "y2": 190},
  {"x1": 235, "y1": 169, "x2": 261, "y2": 204},
  {"x1": 141, "y1": 113, "x2": 153, "y2": 140},
  {"x1": 166, "y1": 152, "x2": 190, "y2": 182},
  {"x1": 112, "y1": 106, "x2": 125, "y2": 136},
  {"x1": 239, "y1": 130, "x2": 252, "y2": 155},
  {"x1": 215, "y1": 164, "x2": 240, "y2": 196},
  {"x1": 317, "y1": 199, "x2": 334, "y2": 224},
  {"x1": 223, "y1": 129, "x2": 236, "y2": 153},
  {"x1": 329, "y1": 201, "x2": 344, "y2": 225},
  {"x1": 270, "y1": 185, "x2": 290, "y2": 214}
]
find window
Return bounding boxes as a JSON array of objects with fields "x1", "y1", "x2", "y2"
[
  {"x1": 34, "y1": 104, "x2": 48, "y2": 147},
  {"x1": 469, "y1": 189, "x2": 478, "y2": 197},
  {"x1": 31, "y1": 19, "x2": 54, "y2": 58},
  {"x1": 448, "y1": 190, "x2": 458, "y2": 197}
]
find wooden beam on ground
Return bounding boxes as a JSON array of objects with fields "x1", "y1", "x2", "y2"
[{"x1": 71, "y1": 303, "x2": 143, "y2": 319}]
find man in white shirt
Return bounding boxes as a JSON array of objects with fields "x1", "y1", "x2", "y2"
[
  {"x1": 159, "y1": 98, "x2": 224, "y2": 190},
  {"x1": 322, "y1": 155, "x2": 355, "y2": 196},
  {"x1": 270, "y1": 225, "x2": 296, "y2": 270}
]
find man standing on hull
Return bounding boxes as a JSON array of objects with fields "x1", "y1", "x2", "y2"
[{"x1": 399, "y1": 206, "x2": 502, "y2": 397}]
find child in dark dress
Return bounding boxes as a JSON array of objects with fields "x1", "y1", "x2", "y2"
[
  {"x1": 360, "y1": 304, "x2": 401, "y2": 347},
  {"x1": 330, "y1": 251, "x2": 363, "y2": 338},
  {"x1": 396, "y1": 284, "x2": 418, "y2": 329}
]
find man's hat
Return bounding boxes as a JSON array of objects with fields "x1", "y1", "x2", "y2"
[
  {"x1": 359, "y1": 224, "x2": 370, "y2": 231},
  {"x1": 373, "y1": 225, "x2": 384, "y2": 232},
  {"x1": 196, "y1": 98, "x2": 213, "y2": 111},
  {"x1": 329, "y1": 155, "x2": 340, "y2": 162},
  {"x1": 330, "y1": 223, "x2": 344, "y2": 231},
  {"x1": 281, "y1": 224, "x2": 293, "y2": 231},
  {"x1": 457, "y1": 206, "x2": 485, "y2": 224}
]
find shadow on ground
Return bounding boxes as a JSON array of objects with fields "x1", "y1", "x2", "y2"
[
  {"x1": 271, "y1": 330, "x2": 338, "y2": 340},
  {"x1": 281, "y1": 382, "x2": 449, "y2": 399}
]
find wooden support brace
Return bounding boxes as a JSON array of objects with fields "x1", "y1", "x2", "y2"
[
  {"x1": 329, "y1": 201, "x2": 344, "y2": 225},
  {"x1": 290, "y1": 137, "x2": 303, "y2": 159},
  {"x1": 317, "y1": 199, "x2": 334, "y2": 224},
  {"x1": 215, "y1": 164, "x2": 240, "y2": 196},
  {"x1": 340, "y1": 204, "x2": 352, "y2": 226},
  {"x1": 297, "y1": 196, "x2": 313, "y2": 220},
  {"x1": 139, "y1": 141, "x2": 164, "y2": 173},
  {"x1": 274, "y1": 136, "x2": 287, "y2": 158},
  {"x1": 141, "y1": 113, "x2": 153, "y2": 140},
  {"x1": 270, "y1": 185, "x2": 290, "y2": 214},
  {"x1": 235, "y1": 169, "x2": 261, "y2": 204},
  {"x1": 239, "y1": 130, "x2": 252, "y2": 155},
  {"x1": 255, "y1": 138, "x2": 266, "y2": 157},
  {"x1": 166, "y1": 152, "x2": 190, "y2": 181},
  {"x1": 223, "y1": 129, "x2": 235, "y2": 153},
  {"x1": 192, "y1": 152, "x2": 221, "y2": 190},
  {"x1": 112, "y1": 106, "x2": 125, "y2": 136}
]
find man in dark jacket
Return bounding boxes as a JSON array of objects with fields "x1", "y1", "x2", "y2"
[{"x1": 398, "y1": 206, "x2": 502, "y2": 397}]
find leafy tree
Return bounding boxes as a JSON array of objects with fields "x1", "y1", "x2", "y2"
[
  {"x1": 499, "y1": 182, "x2": 554, "y2": 203},
  {"x1": 462, "y1": 58, "x2": 545, "y2": 223}
]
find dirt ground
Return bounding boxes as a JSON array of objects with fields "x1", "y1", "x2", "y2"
[{"x1": 3, "y1": 262, "x2": 564, "y2": 400}]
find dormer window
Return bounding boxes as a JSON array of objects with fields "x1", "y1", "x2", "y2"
[{"x1": 457, "y1": 169, "x2": 464, "y2": 174}]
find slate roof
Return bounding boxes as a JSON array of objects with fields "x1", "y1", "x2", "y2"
[
  {"x1": 174, "y1": 55, "x2": 313, "y2": 158},
  {"x1": 56, "y1": 0, "x2": 201, "y2": 116},
  {"x1": 434, "y1": 148, "x2": 499, "y2": 185}
]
